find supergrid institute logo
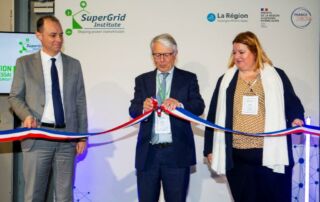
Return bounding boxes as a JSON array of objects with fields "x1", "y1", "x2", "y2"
[
  {"x1": 18, "y1": 38, "x2": 41, "y2": 54},
  {"x1": 64, "y1": 0, "x2": 127, "y2": 36}
]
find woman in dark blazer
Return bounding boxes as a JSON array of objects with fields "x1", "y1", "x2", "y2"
[{"x1": 203, "y1": 31, "x2": 304, "y2": 202}]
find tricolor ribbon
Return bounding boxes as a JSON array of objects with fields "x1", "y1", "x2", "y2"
[
  {"x1": 0, "y1": 100, "x2": 319, "y2": 142},
  {"x1": 162, "y1": 107, "x2": 320, "y2": 137},
  {"x1": 0, "y1": 109, "x2": 153, "y2": 142}
]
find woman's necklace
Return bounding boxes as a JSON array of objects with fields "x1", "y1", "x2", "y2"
[{"x1": 240, "y1": 73, "x2": 260, "y2": 94}]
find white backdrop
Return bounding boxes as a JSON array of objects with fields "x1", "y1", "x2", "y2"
[{"x1": 56, "y1": 0, "x2": 319, "y2": 201}]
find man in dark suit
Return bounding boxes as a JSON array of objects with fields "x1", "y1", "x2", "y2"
[
  {"x1": 129, "y1": 33, "x2": 205, "y2": 202},
  {"x1": 8, "y1": 16, "x2": 87, "y2": 202}
]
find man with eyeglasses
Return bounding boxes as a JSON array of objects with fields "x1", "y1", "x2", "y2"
[{"x1": 129, "y1": 33, "x2": 205, "y2": 202}]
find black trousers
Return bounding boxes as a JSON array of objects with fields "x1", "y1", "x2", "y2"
[{"x1": 226, "y1": 148, "x2": 292, "y2": 202}]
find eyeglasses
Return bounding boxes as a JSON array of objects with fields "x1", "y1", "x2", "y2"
[{"x1": 152, "y1": 52, "x2": 174, "y2": 59}]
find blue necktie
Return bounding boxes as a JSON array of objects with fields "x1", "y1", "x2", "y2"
[
  {"x1": 157, "y1": 73, "x2": 169, "y2": 104},
  {"x1": 51, "y1": 58, "x2": 65, "y2": 126}
]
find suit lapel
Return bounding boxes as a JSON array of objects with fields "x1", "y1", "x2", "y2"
[
  {"x1": 61, "y1": 53, "x2": 69, "y2": 105},
  {"x1": 33, "y1": 52, "x2": 45, "y2": 104},
  {"x1": 170, "y1": 67, "x2": 181, "y2": 98},
  {"x1": 146, "y1": 69, "x2": 157, "y2": 97}
]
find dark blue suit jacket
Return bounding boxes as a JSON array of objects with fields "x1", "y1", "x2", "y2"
[
  {"x1": 203, "y1": 67, "x2": 305, "y2": 171},
  {"x1": 130, "y1": 67, "x2": 205, "y2": 171}
]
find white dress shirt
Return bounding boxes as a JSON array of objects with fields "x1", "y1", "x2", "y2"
[
  {"x1": 40, "y1": 50, "x2": 64, "y2": 123},
  {"x1": 150, "y1": 67, "x2": 174, "y2": 144}
]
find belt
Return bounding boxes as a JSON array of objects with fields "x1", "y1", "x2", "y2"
[
  {"x1": 152, "y1": 143, "x2": 172, "y2": 149},
  {"x1": 41, "y1": 122, "x2": 66, "y2": 129}
]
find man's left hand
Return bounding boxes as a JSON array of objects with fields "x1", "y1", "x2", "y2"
[
  {"x1": 162, "y1": 98, "x2": 181, "y2": 111},
  {"x1": 76, "y1": 140, "x2": 87, "y2": 155}
]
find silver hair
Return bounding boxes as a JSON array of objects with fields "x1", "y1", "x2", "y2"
[{"x1": 150, "y1": 33, "x2": 178, "y2": 53}]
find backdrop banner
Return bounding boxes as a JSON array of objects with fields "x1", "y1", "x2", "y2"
[{"x1": 55, "y1": 0, "x2": 319, "y2": 201}]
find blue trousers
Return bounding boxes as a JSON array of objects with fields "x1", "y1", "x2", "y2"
[{"x1": 137, "y1": 144, "x2": 190, "y2": 202}]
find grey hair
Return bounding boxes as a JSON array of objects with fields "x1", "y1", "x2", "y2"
[{"x1": 150, "y1": 33, "x2": 178, "y2": 53}]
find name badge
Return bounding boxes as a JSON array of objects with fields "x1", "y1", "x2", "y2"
[
  {"x1": 242, "y1": 96, "x2": 259, "y2": 115},
  {"x1": 155, "y1": 113, "x2": 171, "y2": 133}
]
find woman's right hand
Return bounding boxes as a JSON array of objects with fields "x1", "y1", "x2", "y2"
[{"x1": 206, "y1": 153, "x2": 213, "y2": 165}]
